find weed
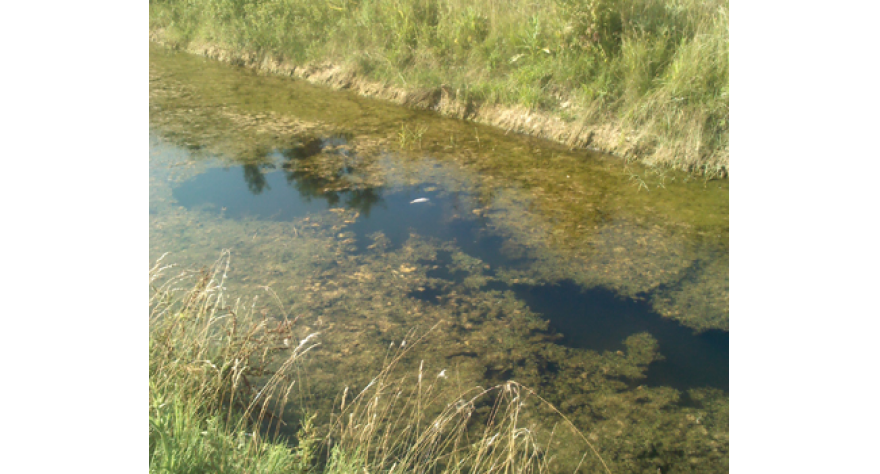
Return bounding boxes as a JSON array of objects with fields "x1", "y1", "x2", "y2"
[
  {"x1": 398, "y1": 123, "x2": 429, "y2": 150},
  {"x1": 321, "y1": 326, "x2": 613, "y2": 473},
  {"x1": 149, "y1": 251, "x2": 316, "y2": 472}
]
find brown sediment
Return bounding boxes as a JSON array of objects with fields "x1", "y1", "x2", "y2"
[{"x1": 149, "y1": 30, "x2": 728, "y2": 177}]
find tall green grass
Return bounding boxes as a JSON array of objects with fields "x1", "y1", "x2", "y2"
[
  {"x1": 150, "y1": 0, "x2": 728, "y2": 176},
  {"x1": 149, "y1": 252, "x2": 610, "y2": 473},
  {"x1": 149, "y1": 252, "x2": 316, "y2": 472}
]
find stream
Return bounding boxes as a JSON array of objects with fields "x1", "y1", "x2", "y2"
[{"x1": 150, "y1": 42, "x2": 729, "y2": 472}]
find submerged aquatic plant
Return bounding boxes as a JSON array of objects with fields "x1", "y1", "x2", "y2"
[{"x1": 398, "y1": 124, "x2": 429, "y2": 150}]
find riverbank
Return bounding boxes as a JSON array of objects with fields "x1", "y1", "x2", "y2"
[{"x1": 148, "y1": 0, "x2": 728, "y2": 178}]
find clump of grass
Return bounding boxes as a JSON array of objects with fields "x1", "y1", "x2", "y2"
[
  {"x1": 149, "y1": 251, "x2": 319, "y2": 472},
  {"x1": 321, "y1": 327, "x2": 613, "y2": 474},
  {"x1": 398, "y1": 124, "x2": 429, "y2": 150},
  {"x1": 150, "y1": 0, "x2": 728, "y2": 176}
]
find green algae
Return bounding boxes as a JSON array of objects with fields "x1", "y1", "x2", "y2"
[{"x1": 150, "y1": 43, "x2": 728, "y2": 473}]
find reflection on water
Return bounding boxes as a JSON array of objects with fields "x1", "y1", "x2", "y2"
[
  {"x1": 174, "y1": 165, "x2": 385, "y2": 220},
  {"x1": 174, "y1": 156, "x2": 516, "y2": 261},
  {"x1": 174, "y1": 136, "x2": 387, "y2": 219}
]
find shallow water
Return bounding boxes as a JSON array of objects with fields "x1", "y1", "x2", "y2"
[{"x1": 150, "y1": 43, "x2": 729, "y2": 472}]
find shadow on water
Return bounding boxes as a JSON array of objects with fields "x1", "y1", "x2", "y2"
[{"x1": 172, "y1": 144, "x2": 727, "y2": 393}]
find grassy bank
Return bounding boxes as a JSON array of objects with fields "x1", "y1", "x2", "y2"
[
  {"x1": 149, "y1": 252, "x2": 611, "y2": 473},
  {"x1": 149, "y1": 0, "x2": 728, "y2": 177}
]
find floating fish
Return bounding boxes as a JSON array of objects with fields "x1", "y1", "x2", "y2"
[{"x1": 410, "y1": 198, "x2": 430, "y2": 204}]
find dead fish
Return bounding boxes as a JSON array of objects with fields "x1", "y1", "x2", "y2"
[{"x1": 410, "y1": 198, "x2": 430, "y2": 204}]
